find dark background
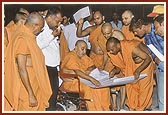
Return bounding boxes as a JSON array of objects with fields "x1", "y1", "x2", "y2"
[{"x1": 4, "y1": 3, "x2": 163, "y2": 26}]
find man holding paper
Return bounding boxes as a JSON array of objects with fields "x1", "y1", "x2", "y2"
[
  {"x1": 129, "y1": 15, "x2": 164, "y2": 110},
  {"x1": 106, "y1": 37, "x2": 154, "y2": 111},
  {"x1": 153, "y1": 14, "x2": 164, "y2": 111},
  {"x1": 60, "y1": 40, "x2": 111, "y2": 111}
]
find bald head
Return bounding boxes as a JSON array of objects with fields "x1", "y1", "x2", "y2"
[
  {"x1": 106, "y1": 37, "x2": 121, "y2": 55},
  {"x1": 102, "y1": 22, "x2": 112, "y2": 30},
  {"x1": 75, "y1": 40, "x2": 87, "y2": 58},
  {"x1": 94, "y1": 11, "x2": 104, "y2": 25},
  {"x1": 75, "y1": 40, "x2": 87, "y2": 47},
  {"x1": 25, "y1": 12, "x2": 44, "y2": 35},
  {"x1": 122, "y1": 10, "x2": 134, "y2": 26},
  {"x1": 101, "y1": 22, "x2": 113, "y2": 39},
  {"x1": 26, "y1": 12, "x2": 43, "y2": 24},
  {"x1": 112, "y1": 30, "x2": 126, "y2": 40},
  {"x1": 122, "y1": 10, "x2": 134, "y2": 17}
]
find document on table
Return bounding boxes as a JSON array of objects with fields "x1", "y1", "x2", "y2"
[
  {"x1": 147, "y1": 44, "x2": 164, "y2": 62},
  {"x1": 80, "y1": 68, "x2": 147, "y2": 88},
  {"x1": 73, "y1": 6, "x2": 90, "y2": 23}
]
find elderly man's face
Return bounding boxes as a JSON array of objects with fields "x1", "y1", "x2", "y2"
[{"x1": 76, "y1": 42, "x2": 87, "y2": 58}]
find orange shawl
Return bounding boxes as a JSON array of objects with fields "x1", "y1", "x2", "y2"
[
  {"x1": 4, "y1": 25, "x2": 52, "y2": 110},
  {"x1": 122, "y1": 25, "x2": 144, "y2": 42}
]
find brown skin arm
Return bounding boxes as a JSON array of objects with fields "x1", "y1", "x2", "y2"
[
  {"x1": 85, "y1": 65, "x2": 96, "y2": 75},
  {"x1": 109, "y1": 66, "x2": 121, "y2": 78},
  {"x1": 16, "y1": 54, "x2": 38, "y2": 107},
  {"x1": 74, "y1": 69, "x2": 101, "y2": 86},
  {"x1": 132, "y1": 45, "x2": 151, "y2": 80},
  {"x1": 138, "y1": 42, "x2": 151, "y2": 55},
  {"x1": 99, "y1": 54, "x2": 108, "y2": 71},
  {"x1": 139, "y1": 42, "x2": 160, "y2": 65},
  {"x1": 76, "y1": 18, "x2": 95, "y2": 37}
]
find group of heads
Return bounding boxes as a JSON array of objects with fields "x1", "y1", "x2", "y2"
[
  {"x1": 16, "y1": 7, "x2": 63, "y2": 36},
  {"x1": 106, "y1": 5, "x2": 164, "y2": 56},
  {"x1": 129, "y1": 5, "x2": 164, "y2": 38}
]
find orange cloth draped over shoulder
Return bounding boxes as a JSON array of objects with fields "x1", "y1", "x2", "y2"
[
  {"x1": 122, "y1": 25, "x2": 144, "y2": 42},
  {"x1": 88, "y1": 25, "x2": 111, "y2": 111},
  {"x1": 4, "y1": 25, "x2": 52, "y2": 111},
  {"x1": 97, "y1": 33, "x2": 115, "y2": 72},
  {"x1": 59, "y1": 31, "x2": 70, "y2": 62},
  {"x1": 89, "y1": 25, "x2": 104, "y2": 68},
  {"x1": 98, "y1": 34, "x2": 124, "y2": 94},
  {"x1": 4, "y1": 21, "x2": 17, "y2": 57},
  {"x1": 120, "y1": 40, "x2": 154, "y2": 111},
  {"x1": 60, "y1": 50, "x2": 110, "y2": 111}
]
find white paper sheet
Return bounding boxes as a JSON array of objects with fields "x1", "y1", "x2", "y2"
[
  {"x1": 73, "y1": 6, "x2": 90, "y2": 23},
  {"x1": 80, "y1": 68, "x2": 147, "y2": 88},
  {"x1": 147, "y1": 44, "x2": 164, "y2": 61}
]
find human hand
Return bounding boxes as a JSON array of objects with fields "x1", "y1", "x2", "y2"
[
  {"x1": 133, "y1": 70, "x2": 140, "y2": 80},
  {"x1": 98, "y1": 65, "x2": 105, "y2": 71},
  {"x1": 28, "y1": 94, "x2": 38, "y2": 107},
  {"x1": 109, "y1": 66, "x2": 120, "y2": 78},
  {"x1": 154, "y1": 57, "x2": 161, "y2": 65},
  {"x1": 52, "y1": 28, "x2": 61, "y2": 37},
  {"x1": 78, "y1": 18, "x2": 84, "y2": 25},
  {"x1": 109, "y1": 70, "x2": 115, "y2": 78},
  {"x1": 90, "y1": 77, "x2": 101, "y2": 87}
]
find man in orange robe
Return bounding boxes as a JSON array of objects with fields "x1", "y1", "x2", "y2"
[
  {"x1": 4, "y1": 8, "x2": 29, "y2": 48},
  {"x1": 60, "y1": 40, "x2": 111, "y2": 111},
  {"x1": 76, "y1": 11, "x2": 111, "y2": 110},
  {"x1": 4, "y1": 12, "x2": 52, "y2": 111},
  {"x1": 4, "y1": 8, "x2": 30, "y2": 111},
  {"x1": 121, "y1": 10, "x2": 144, "y2": 42},
  {"x1": 98, "y1": 22, "x2": 126, "y2": 110},
  {"x1": 106, "y1": 37, "x2": 154, "y2": 111}
]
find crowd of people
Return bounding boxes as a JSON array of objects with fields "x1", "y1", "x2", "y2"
[{"x1": 3, "y1": 4, "x2": 164, "y2": 111}]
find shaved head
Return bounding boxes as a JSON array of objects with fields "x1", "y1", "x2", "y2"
[
  {"x1": 122, "y1": 10, "x2": 134, "y2": 17},
  {"x1": 101, "y1": 22, "x2": 113, "y2": 39},
  {"x1": 26, "y1": 12, "x2": 43, "y2": 24},
  {"x1": 112, "y1": 30, "x2": 126, "y2": 40},
  {"x1": 106, "y1": 37, "x2": 121, "y2": 55},
  {"x1": 93, "y1": 11, "x2": 104, "y2": 25},
  {"x1": 25, "y1": 12, "x2": 44, "y2": 35},
  {"x1": 122, "y1": 10, "x2": 134, "y2": 26},
  {"x1": 102, "y1": 22, "x2": 112, "y2": 30},
  {"x1": 75, "y1": 40, "x2": 87, "y2": 58},
  {"x1": 75, "y1": 40, "x2": 87, "y2": 47}
]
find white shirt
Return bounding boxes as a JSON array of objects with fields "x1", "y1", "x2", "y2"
[
  {"x1": 36, "y1": 20, "x2": 60, "y2": 67},
  {"x1": 63, "y1": 23, "x2": 84, "y2": 51},
  {"x1": 110, "y1": 20, "x2": 123, "y2": 30}
]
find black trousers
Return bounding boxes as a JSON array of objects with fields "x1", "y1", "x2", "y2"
[{"x1": 46, "y1": 66, "x2": 59, "y2": 111}]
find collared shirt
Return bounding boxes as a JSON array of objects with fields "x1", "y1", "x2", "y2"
[
  {"x1": 144, "y1": 23, "x2": 164, "y2": 60},
  {"x1": 36, "y1": 20, "x2": 60, "y2": 67}
]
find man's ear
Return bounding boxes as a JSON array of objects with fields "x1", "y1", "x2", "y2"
[
  {"x1": 103, "y1": 16, "x2": 105, "y2": 21},
  {"x1": 132, "y1": 15, "x2": 134, "y2": 19},
  {"x1": 68, "y1": 17, "x2": 70, "y2": 21}
]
